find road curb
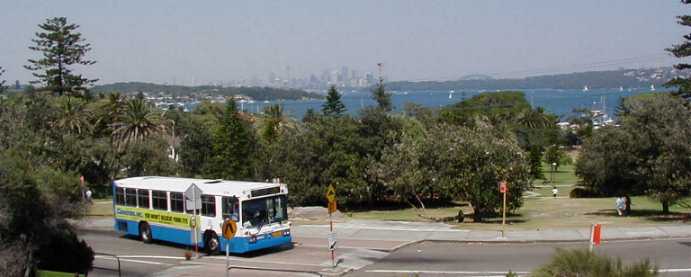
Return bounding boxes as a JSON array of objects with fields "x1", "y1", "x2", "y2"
[
  {"x1": 75, "y1": 225, "x2": 691, "y2": 246},
  {"x1": 412, "y1": 234, "x2": 691, "y2": 245}
]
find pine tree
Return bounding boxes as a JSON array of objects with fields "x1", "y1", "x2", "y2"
[
  {"x1": 372, "y1": 77, "x2": 392, "y2": 111},
  {"x1": 303, "y1": 108, "x2": 318, "y2": 123},
  {"x1": 666, "y1": 2, "x2": 691, "y2": 100},
  {"x1": 25, "y1": 17, "x2": 97, "y2": 97},
  {"x1": 206, "y1": 99, "x2": 256, "y2": 180},
  {"x1": 0, "y1": 66, "x2": 6, "y2": 94},
  {"x1": 322, "y1": 85, "x2": 347, "y2": 116}
]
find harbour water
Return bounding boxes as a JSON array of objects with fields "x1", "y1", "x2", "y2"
[{"x1": 235, "y1": 88, "x2": 661, "y2": 120}]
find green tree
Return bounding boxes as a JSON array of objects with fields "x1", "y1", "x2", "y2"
[
  {"x1": 25, "y1": 17, "x2": 97, "y2": 97},
  {"x1": 370, "y1": 117, "x2": 436, "y2": 209},
  {"x1": 425, "y1": 124, "x2": 530, "y2": 222},
  {"x1": 322, "y1": 85, "x2": 347, "y2": 116},
  {"x1": 0, "y1": 151, "x2": 94, "y2": 275},
  {"x1": 260, "y1": 104, "x2": 286, "y2": 143},
  {"x1": 206, "y1": 99, "x2": 256, "y2": 180},
  {"x1": 55, "y1": 96, "x2": 92, "y2": 135},
  {"x1": 532, "y1": 249, "x2": 656, "y2": 277},
  {"x1": 576, "y1": 127, "x2": 643, "y2": 197},
  {"x1": 440, "y1": 91, "x2": 532, "y2": 127},
  {"x1": 179, "y1": 119, "x2": 213, "y2": 177},
  {"x1": 302, "y1": 108, "x2": 318, "y2": 123},
  {"x1": 544, "y1": 145, "x2": 567, "y2": 171},
  {"x1": 576, "y1": 94, "x2": 691, "y2": 213},
  {"x1": 665, "y1": 1, "x2": 691, "y2": 100},
  {"x1": 112, "y1": 97, "x2": 168, "y2": 150},
  {"x1": 618, "y1": 94, "x2": 691, "y2": 213},
  {"x1": 120, "y1": 136, "x2": 177, "y2": 177},
  {"x1": 371, "y1": 78, "x2": 392, "y2": 112},
  {"x1": 269, "y1": 116, "x2": 368, "y2": 206}
]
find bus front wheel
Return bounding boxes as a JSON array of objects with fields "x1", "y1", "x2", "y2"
[
  {"x1": 139, "y1": 222, "x2": 152, "y2": 243},
  {"x1": 204, "y1": 231, "x2": 219, "y2": 254}
]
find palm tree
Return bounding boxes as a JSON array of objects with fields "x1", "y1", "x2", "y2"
[
  {"x1": 55, "y1": 97, "x2": 92, "y2": 135},
  {"x1": 516, "y1": 107, "x2": 553, "y2": 129},
  {"x1": 111, "y1": 97, "x2": 168, "y2": 150}
]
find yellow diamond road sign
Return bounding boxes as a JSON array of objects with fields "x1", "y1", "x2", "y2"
[
  {"x1": 222, "y1": 220, "x2": 237, "y2": 240},
  {"x1": 326, "y1": 185, "x2": 336, "y2": 203}
]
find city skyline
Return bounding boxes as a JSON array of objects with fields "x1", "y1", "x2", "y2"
[{"x1": 0, "y1": 0, "x2": 685, "y2": 86}]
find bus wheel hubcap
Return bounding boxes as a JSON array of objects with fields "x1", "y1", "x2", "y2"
[{"x1": 210, "y1": 238, "x2": 218, "y2": 250}]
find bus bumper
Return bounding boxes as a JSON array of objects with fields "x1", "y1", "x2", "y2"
[{"x1": 221, "y1": 233, "x2": 292, "y2": 254}]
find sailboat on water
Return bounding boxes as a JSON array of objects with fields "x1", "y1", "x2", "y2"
[
  {"x1": 449, "y1": 89, "x2": 455, "y2": 99},
  {"x1": 583, "y1": 85, "x2": 590, "y2": 92},
  {"x1": 619, "y1": 86, "x2": 624, "y2": 92},
  {"x1": 650, "y1": 84, "x2": 656, "y2": 91}
]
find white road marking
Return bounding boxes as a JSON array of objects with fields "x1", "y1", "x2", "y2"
[
  {"x1": 299, "y1": 225, "x2": 470, "y2": 232},
  {"x1": 658, "y1": 268, "x2": 691, "y2": 273},
  {"x1": 116, "y1": 255, "x2": 186, "y2": 260},
  {"x1": 205, "y1": 255, "x2": 323, "y2": 267},
  {"x1": 365, "y1": 270, "x2": 529, "y2": 275},
  {"x1": 365, "y1": 268, "x2": 691, "y2": 275},
  {"x1": 95, "y1": 256, "x2": 173, "y2": 266}
]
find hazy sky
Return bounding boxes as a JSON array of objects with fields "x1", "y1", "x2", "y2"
[{"x1": 0, "y1": 0, "x2": 687, "y2": 85}]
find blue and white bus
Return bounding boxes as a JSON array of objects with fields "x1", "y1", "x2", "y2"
[{"x1": 112, "y1": 176, "x2": 292, "y2": 254}]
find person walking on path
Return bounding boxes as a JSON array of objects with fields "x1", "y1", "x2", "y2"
[
  {"x1": 615, "y1": 196, "x2": 626, "y2": 216},
  {"x1": 85, "y1": 188, "x2": 93, "y2": 204}
]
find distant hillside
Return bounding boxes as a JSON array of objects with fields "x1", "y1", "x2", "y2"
[
  {"x1": 387, "y1": 67, "x2": 686, "y2": 91},
  {"x1": 92, "y1": 82, "x2": 322, "y2": 101}
]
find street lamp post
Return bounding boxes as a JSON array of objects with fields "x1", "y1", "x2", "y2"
[{"x1": 551, "y1": 162, "x2": 557, "y2": 183}]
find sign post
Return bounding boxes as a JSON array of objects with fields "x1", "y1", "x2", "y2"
[
  {"x1": 499, "y1": 181, "x2": 508, "y2": 238},
  {"x1": 590, "y1": 223, "x2": 602, "y2": 252},
  {"x1": 222, "y1": 220, "x2": 237, "y2": 277},
  {"x1": 185, "y1": 183, "x2": 202, "y2": 258},
  {"x1": 326, "y1": 184, "x2": 337, "y2": 268}
]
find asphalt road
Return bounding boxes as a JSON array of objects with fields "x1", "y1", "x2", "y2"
[
  {"x1": 81, "y1": 230, "x2": 691, "y2": 277},
  {"x1": 80, "y1": 230, "x2": 388, "y2": 276},
  {"x1": 349, "y1": 239, "x2": 691, "y2": 277}
]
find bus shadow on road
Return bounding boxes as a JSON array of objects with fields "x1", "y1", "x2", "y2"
[{"x1": 119, "y1": 233, "x2": 295, "y2": 258}]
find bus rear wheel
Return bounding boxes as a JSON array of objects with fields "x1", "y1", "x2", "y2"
[
  {"x1": 204, "y1": 231, "x2": 219, "y2": 254},
  {"x1": 139, "y1": 222, "x2": 152, "y2": 243}
]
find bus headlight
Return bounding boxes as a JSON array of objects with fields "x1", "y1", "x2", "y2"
[{"x1": 282, "y1": 230, "x2": 291, "y2": 237}]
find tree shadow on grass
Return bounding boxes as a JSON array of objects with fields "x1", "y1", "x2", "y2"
[
  {"x1": 459, "y1": 213, "x2": 527, "y2": 224},
  {"x1": 584, "y1": 209, "x2": 690, "y2": 222}
]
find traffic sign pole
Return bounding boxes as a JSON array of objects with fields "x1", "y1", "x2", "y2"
[
  {"x1": 326, "y1": 184, "x2": 336, "y2": 268},
  {"x1": 499, "y1": 181, "x2": 508, "y2": 238},
  {"x1": 226, "y1": 243, "x2": 229, "y2": 277},
  {"x1": 330, "y1": 211, "x2": 335, "y2": 268},
  {"x1": 221, "y1": 219, "x2": 237, "y2": 277},
  {"x1": 193, "y1": 188, "x2": 198, "y2": 258}
]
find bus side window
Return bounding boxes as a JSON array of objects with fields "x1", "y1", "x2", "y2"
[
  {"x1": 201, "y1": 195, "x2": 216, "y2": 217},
  {"x1": 115, "y1": 187, "x2": 125, "y2": 205},
  {"x1": 222, "y1": 196, "x2": 239, "y2": 221}
]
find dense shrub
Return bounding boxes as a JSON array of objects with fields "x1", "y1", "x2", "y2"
[
  {"x1": 569, "y1": 187, "x2": 599, "y2": 198},
  {"x1": 532, "y1": 249, "x2": 656, "y2": 277},
  {"x1": 35, "y1": 223, "x2": 94, "y2": 274}
]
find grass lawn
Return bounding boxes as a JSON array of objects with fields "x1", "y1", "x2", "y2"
[
  {"x1": 529, "y1": 163, "x2": 579, "y2": 197},
  {"x1": 86, "y1": 198, "x2": 113, "y2": 216},
  {"x1": 347, "y1": 196, "x2": 691, "y2": 230}
]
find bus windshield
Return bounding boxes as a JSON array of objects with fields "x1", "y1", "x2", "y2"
[{"x1": 242, "y1": 195, "x2": 288, "y2": 229}]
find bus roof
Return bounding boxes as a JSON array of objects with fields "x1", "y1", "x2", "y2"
[{"x1": 114, "y1": 176, "x2": 285, "y2": 197}]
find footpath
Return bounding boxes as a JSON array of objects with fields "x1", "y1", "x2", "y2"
[{"x1": 77, "y1": 217, "x2": 691, "y2": 244}]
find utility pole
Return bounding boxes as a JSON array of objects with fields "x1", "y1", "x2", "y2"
[{"x1": 377, "y1": 63, "x2": 384, "y2": 84}]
